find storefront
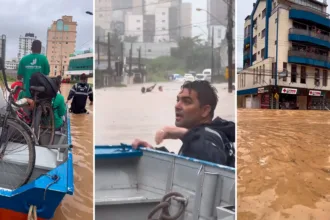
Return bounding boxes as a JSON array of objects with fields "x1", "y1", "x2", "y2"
[
  {"x1": 307, "y1": 90, "x2": 327, "y2": 110},
  {"x1": 257, "y1": 87, "x2": 271, "y2": 109},
  {"x1": 238, "y1": 87, "x2": 272, "y2": 109}
]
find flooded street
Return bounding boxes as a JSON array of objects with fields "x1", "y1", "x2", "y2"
[
  {"x1": 238, "y1": 109, "x2": 330, "y2": 220},
  {"x1": 95, "y1": 82, "x2": 234, "y2": 153},
  {"x1": 53, "y1": 83, "x2": 93, "y2": 220}
]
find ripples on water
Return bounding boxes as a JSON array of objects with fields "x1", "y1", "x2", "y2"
[
  {"x1": 95, "y1": 82, "x2": 235, "y2": 153},
  {"x1": 238, "y1": 109, "x2": 330, "y2": 220},
  {"x1": 53, "y1": 84, "x2": 93, "y2": 220}
]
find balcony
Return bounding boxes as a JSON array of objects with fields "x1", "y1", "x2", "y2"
[
  {"x1": 244, "y1": 50, "x2": 250, "y2": 60},
  {"x1": 289, "y1": 28, "x2": 330, "y2": 48},
  {"x1": 288, "y1": 49, "x2": 330, "y2": 68},
  {"x1": 289, "y1": 9, "x2": 330, "y2": 29},
  {"x1": 244, "y1": 35, "x2": 250, "y2": 45}
]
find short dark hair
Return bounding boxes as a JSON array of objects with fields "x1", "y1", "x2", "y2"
[
  {"x1": 31, "y1": 40, "x2": 42, "y2": 53},
  {"x1": 181, "y1": 81, "x2": 218, "y2": 118},
  {"x1": 80, "y1": 73, "x2": 88, "y2": 80}
]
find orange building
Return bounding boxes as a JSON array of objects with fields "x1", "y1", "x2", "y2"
[{"x1": 46, "y1": 16, "x2": 77, "y2": 77}]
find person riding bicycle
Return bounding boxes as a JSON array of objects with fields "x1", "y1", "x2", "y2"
[
  {"x1": 52, "y1": 76, "x2": 66, "y2": 130},
  {"x1": 66, "y1": 73, "x2": 93, "y2": 114},
  {"x1": 17, "y1": 40, "x2": 50, "y2": 98}
]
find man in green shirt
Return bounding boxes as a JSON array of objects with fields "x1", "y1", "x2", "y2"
[{"x1": 17, "y1": 40, "x2": 50, "y2": 98}]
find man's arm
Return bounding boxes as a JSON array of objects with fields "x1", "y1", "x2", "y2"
[
  {"x1": 43, "y1": 56, "x2": 50, "y2": 75},
  {"x1": 67, "y1": 84, "x2": 76, "y2": 101},
  {"x1": 17, "y1": 59, "x2": 24, "y2": 80},
  {"x1": 88, "y1": 85, "x2": 93, "y2": 102},
  {"x1": 180, "y1": 128, "x2": 228, "y2": 165}
]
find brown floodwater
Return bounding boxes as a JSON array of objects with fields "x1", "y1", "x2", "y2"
[
  {"x1": 52, "y1": 83, "x2": 94, "y2": 220},
  {"x1": 238, "y1": 109, "x2": 330, "y2": 220}
]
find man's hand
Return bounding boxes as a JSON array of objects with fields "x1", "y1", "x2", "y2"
[
  {"x1": 155, "y1": 126, "x2": 188, "y2": 145},
  {"x1": 132, "y1": 139, "x2": 153, "y2": 149}
]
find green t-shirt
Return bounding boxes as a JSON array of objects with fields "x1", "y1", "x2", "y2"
[
  {"x1": 52, "y1": 93, "x2": 66, "y2": 129},
  {"x1": 17, "y1": 53, "x2": 50, "y2": 98}
]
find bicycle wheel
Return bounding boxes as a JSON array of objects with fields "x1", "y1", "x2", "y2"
[
  {"x1": 0, "y1": 118, "x2": 35, "y2": 189},
  {"x1": 33, "y1": 101, "x2": 55, "y2": 146}
]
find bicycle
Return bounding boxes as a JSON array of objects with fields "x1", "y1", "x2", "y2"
[
  {"x1": 0, "y1": 58, "x2": 36, "y2": 190},
  {"x1": 29, "y1": 86, "x2": 55, "y2": 146}
]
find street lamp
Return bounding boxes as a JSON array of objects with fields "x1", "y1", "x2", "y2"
[{"x1": 86, "y1": 11, "x2": 93, "y2": 15}]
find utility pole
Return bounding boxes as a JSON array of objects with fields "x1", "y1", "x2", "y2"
[
  {"x1": 107, "y1": 32, "x2": 112, "y2": 74},
  {"x1": 227, "y1": 0, "x2": 233, "y2": 93},
  {"x1": 97, "y1": 37, "x2": 100, "y2": 65},
  {"x1": 211, "y1": 26, "x2": 214, "y2": 83},
  {"x1": 129, "y1": 43, "x2": 133, "y2": 76}
]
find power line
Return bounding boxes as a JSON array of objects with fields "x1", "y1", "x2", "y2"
[{"x1": 96, "y1": 0, "x2": 177, "y2": 12}]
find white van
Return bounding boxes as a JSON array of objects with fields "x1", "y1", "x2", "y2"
[{"x1": 195, "y1": 69, "x2": 212, "y2": 82}]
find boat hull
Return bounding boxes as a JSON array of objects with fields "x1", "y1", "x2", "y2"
[
  {"x1": 95, "y1": 144, "x2": 235, "y2": 220},
  {"x1": 0, "y1": 107, "x2": 74, "y2": 219}
]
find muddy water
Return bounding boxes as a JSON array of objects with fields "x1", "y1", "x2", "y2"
[
  {"x1": 53, "y1": 84, "x2": 93, "y2": 220},
  {"x1": 238, "y1": 109, "x2": 330, "y2": 220},
  {"x1": 95, "y1": 82, "x2": 234, "y2": 153}
]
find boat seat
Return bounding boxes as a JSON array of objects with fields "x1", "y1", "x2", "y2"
[{"x1": 95, "y1": 188, "x2": 163, "y2": 206}]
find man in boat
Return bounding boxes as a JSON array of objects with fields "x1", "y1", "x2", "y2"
[
  {"x1": 133, "y1": 80, "x2": 235, "y2": 167},
  {"x1": 17, "y1": 40, "x2": 50, "y2": 98},
  {"x1": 66, "y1": 73, "x2": 93, "y2": 114}
]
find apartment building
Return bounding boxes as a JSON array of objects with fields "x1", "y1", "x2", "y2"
[
  {"x1": 5, "y1": 59, "x2": 18, "y2": 70},
  {"x1": 125, "y1": 13, "x2": 144, "y2": 42},
  {"x1": 154, "y1": 7, "x2": 170, "y2": 42},
  {"x1": 18, "y1": 33, "x2": 37, "y2": 61},
  {"x1": 96, "y1": 0, "x2": 112, "y2": 34},
  {"x1": 238, "y1": 0, "x2": 330, "y2": 110},
  {"x1": 46, "y1": 16, "x2": 77, "y2": 77}
]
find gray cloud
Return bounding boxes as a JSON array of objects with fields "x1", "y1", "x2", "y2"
[{"x1": 0, "y1": 0, "x2": 93, "y2": 59}]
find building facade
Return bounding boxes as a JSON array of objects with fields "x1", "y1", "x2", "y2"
[
  {"x1": 96, "y1": 0, "x2": 112, "y2": 34},
  {"x1": 5, "y1": 59, "x2": 18, "y2": 70},
  {"x1": 125, "y1": 13, "x2": 144, "y2": 42},
  {"x1": 180, "y1": 3, "x2": 192, "y2": 38},
  {"x1": 238, "y1": 0, "x2": 330, "y2": 110},
  {"x1": 18, "y1": 33, "x2": 37, "y2": 61},
  {"x1": 46, "y1": 16, "x2": 77, "y2": 77}
]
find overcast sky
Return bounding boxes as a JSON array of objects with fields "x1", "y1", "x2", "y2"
[
  {"x1": 237, "y1": 0, "x2": 330, "y2": 68},
  {"x1": 0, "y1": 0, "x2": 93, "y2": 60}
]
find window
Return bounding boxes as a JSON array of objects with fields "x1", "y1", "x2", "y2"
[
  {"x1": 323, "y1": 70, "x2": 328, "y2": 87},
  {"x1": 252, "y1": 53, "x2": 257, "y2": 62},
  {"x1": 315, "y1": 68, "x2": 320, "y2": 86},
  {"x1": 261, "y1": 48, "x2": 265, "y2": 59},
  {"x1": 162, "y1": 12, "x2": 165, "y2": 15},
  {"x1": 253, "y1": 68, "x2": 256, "y2": 84},
  {"x1": 291, "y1": 64, "x2": 297, "y2": 83},
  {"x1": 283, "y1": 62, "x2": 287, "y2": 82},
  {"x1": 162, "y1": 20, "x2": 165, "y2": 23},
  {"x1": 263, "y1": 64, "x2": 265, "y2": 82},
  {"x1": 261, "y1": 29, "x2": 265, "y2": 38},
  {"x1": 301, "y1": 66, "x2": 306, "y2": 84},
  {"x1": 137, "y1": 27, "x2": 141, "y2": 30},
  {"x1": 137, "y1": 20, "x2": 140, "y2": 22},
  {"x1": 253, "y1": 36, "x2": 257, "y2": 44},
  {"x1": 262, "y1": 9, "x2": 266, "y2": 18},
  {"x1": 162, "y1": 28, "x2": 166, "y2": 30}
]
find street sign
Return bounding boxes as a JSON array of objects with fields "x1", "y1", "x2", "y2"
[
  {"x1": 274, "y1": 93, "x2": 279, "y2": 100},
  {"x1": 309, "y1": 90, "x2": 322, "y2": 96},
  {"x1": 281, "y1": 87, "x2": 297, "y2": 95}
]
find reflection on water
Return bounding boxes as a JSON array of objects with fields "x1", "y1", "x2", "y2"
[
  {"x1": 53, "y1": 84, "x2": 93, "y2": 220},
  {"x1": 238, "y1": 109, "x2": 330, "y2": 220},
  {"x1": 95, "y1": 82, "x2": 234, "y2": 153}
]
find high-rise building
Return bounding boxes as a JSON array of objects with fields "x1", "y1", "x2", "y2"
[
  {"x1": 207, "y1": 0, "x2": 228, "y2": 27},
  {"x1": 18, "y1": 33, "x2": 37, "y2": 61},
  {"x1": 237, "y1": 0, "x2": 330, "y2": 110},
  {"x1": 180, "y1": 3, "x2": 192, "y2": 38},
  {"x1": 96, "y1": 0, "x2": 112, "y2": 34},
  {"x1": 154, "y1": 7, "x2": 170, "y2": 42},
  {"x1": 0, "y1": 35, "x2": 6, "y2": 62},
  {"x1": 125, "y1": 13, "x2": 144, "y2": 42},
  {"x1": 46, "y1": 16, "x2": 77, "y2": 77}
]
